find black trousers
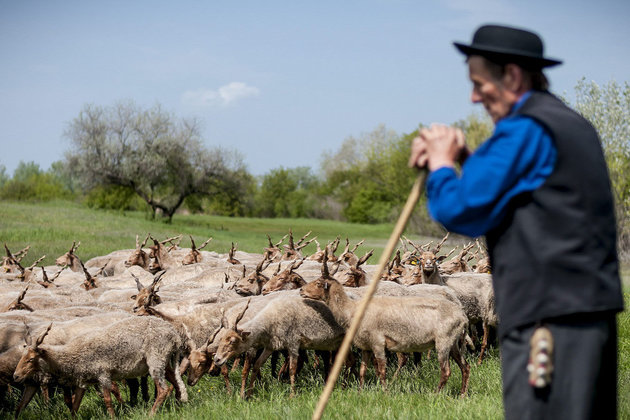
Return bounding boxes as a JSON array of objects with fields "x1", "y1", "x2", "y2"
[{"x1": 500, "y1": 312, "x2": 618, "y2": 420}]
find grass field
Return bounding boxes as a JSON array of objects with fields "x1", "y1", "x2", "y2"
[{"x1": 1, "y1": 200, "x2": 629, "y2": 419}]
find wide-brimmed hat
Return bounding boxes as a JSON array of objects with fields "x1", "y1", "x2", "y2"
[{"x1": 454, "y1": 24, "x2": 562, "y2": 68}]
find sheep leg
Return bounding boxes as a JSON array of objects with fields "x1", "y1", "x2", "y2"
[
  {"x1": 413, "y1": 352, "x2": 422, "y2": 368},
  {"x1": 141, "y1": 375, "x2": 150, "y2": 402},
  {"x1": 14, "y1": 384, "x2": 38, "y2": 418},
  {"x1": 165, "y1": 360, "x2": 188, "y2": 403},
  {"x1": 150, "y1": 378, "x2": 170, "y2": 415},
  {"x1": 101, "y1": 387, "x2": 116, "y2": 418},
  {"x1": 221, "y1": 364, "x2": 232, "y2": 393},
  {"x1": 179, "y1": 357, "x2": 190, "y2": 376},
  {"x1": 71, "y1": 387, "x2": 86, "y2": 416},
  {"x1": 40, "y1": 385, "x2": 50, "y2": 403},
  {"x1": 277, "y1": 355, "x2": 289, "y2": 382},
  {"x1": 246, "y1": 348, "x2": 274, "y2": 399},
  {"x1": 392, "y1": 352, "x2": 407, "y2": 380},
  {"x1": 62, "y1": 386, "x2": 74, "y2": 412},
  {"x1": 126, "y1": 378, "x2": 139, "y2": 406},
  {"x1": 375, "y1": 356, "x2": 388, "y2": 390},
  {"x1": 436, "y1": 356, "x2": 451, "y2": 393},
  {"x1": 478, "y1": 322, "x2": 489, "y2": 365},
  {"x1": 111, "y1": 382, "x2": 124, "y2": 405},
  {"x1": 316, "y1": 350, "x2": 331, "y2": 380},
  {"x1": 450, "y1": 344, "x2": 471, "y2": 396},
  {"x1": 289, "y1": 352, "x2": 299, "y2": 398},
  {"x1": 270, "y1": 351, "x2": 279, "y2": 378},
  {"x1": 359, "y1": 350, "x2": 371, "y2": 390},
  {"x1": 240, "y1": 355, "x2": 253, "y2": 399},
  {"x1": 231, "y1": 356, "x2": 242, "y2": 373}
]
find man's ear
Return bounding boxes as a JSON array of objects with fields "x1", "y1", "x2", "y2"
[{"x1": 502, "y1": 64, "x2": 523, "y2": 91}]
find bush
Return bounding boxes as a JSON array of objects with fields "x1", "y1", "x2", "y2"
[
  {"x1": 84, "y1": 185, "x2": 147, "y2": 211},
  {"x1": 0, "y1": 162, "x2": 72, "y2": 201}
]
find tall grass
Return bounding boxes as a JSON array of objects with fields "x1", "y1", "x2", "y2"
[{"x1": 1, "y1": 200, "x2": 628, "y2": 419}]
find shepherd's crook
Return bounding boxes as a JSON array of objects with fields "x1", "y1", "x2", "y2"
[{"x1": 312, "y1": 171, "x2": 427, "y2": 420}]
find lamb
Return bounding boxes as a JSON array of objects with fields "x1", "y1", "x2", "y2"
[
  {"x1": 338, "y1": 249, "x2": 374, "y2": 287},
  {"x1": 338, "y1": 238, "x2": 366, "y2": 266},
  {"x1": 233, "y1": 258, "x2": 272, "y2": 296},
  {"x1": 2, "y1": 310, "x2": 134, "y2": 416},
  {"x1": 261, "y1": 258, "x2": 307, "y2": 295},
  {"x1": 281, "y1": 230, "x2": 316, "y2": 261},
  {"x1": 182, "y1": 236, "x2": 213, "y2": 265},
  {"x1": 124, "y1": 234, "x2": 151, "y2": 270},
  {"x1": 2, "y1": 244, "x2": 30, "y2": 273},
  {"x1": 262, "y1": 234, "x2": 287, "y2": 261},
  {"x1": 299, "y1": 261, "x2": 470, "y2": 395},
  {"x1": 13, "y1": 315, "x2": 188, "y2": 417},
  {"x1": 148, "y1": 235, "x2": 182, "y2": 272},
  {"x1": 439, "y1": 242, "x2": 475, "y2": 274},
  {"x1": 212, "y1": 292, "x2": 345, "y2": 398},
  {"x1": 55, "y1": 241, "x2": 83, "y2": 272},
  {"x1": 413, "y1": 246, "x2": 497, "y2": 365},
  {"x1": 306, "y1": 240, "x2": 340, "y2": 262}
]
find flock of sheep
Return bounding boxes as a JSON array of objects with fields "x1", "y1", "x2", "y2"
[{"x1": 0, "y1": 231, "x2": 497, "y2": 417}]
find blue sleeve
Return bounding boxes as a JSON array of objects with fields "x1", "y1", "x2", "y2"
[{"x1": 425, "y1": 116, "x2": 557, "y2": 237}]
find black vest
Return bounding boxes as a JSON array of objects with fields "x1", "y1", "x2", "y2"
[{"x1": 486, "y1": 91, "x2": 623, "y2": 337}]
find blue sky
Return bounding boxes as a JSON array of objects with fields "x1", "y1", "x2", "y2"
[{"x1": 1, "y1": 0, "x2": 628, "y2": 177}]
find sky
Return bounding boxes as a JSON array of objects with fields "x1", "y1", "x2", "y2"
[{"x1": 1, "y1": 0, "x2": 629, "y2": 177}]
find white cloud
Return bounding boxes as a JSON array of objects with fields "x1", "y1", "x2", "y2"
[{"x1": 181, "y1": 82, "x2": 260, "y2": 107}]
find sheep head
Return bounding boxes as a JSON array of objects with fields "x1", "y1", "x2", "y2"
[
  {"x1": 14, "y1": 323, "x2": 52, "y2": 383},
  {"x1": 234, "y1": 259, "x2": 270, "y2": 296},
  {"x1": 55, "y1": 241, "x2": 82, "y2": 272},
  {"x1": 6, "y1": 285, "x2": 34, "y2": 312},
  {"x1": 262, "y1": 258, "x2": 306, "y2": 295},
  {"x1": 340, "y1": 249, "x2": 373, "y2": 287},
  {"x1": 213, "y1": 299, "x2": 251, "y2": 366},
  {"x1": 187, "y1": 323, "x2": 223, "y2": 386},
  {"x1": 131, "y1": 271, "x2": 164, "y2": 312},
  {"x1": 182, "y1": 236, "x2": 212, "y2": 266},
  {"x1": 125, "y1": 234, "x2": 150, "y2": 268}
]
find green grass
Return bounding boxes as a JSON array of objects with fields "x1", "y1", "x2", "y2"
[
  {"x1": 0, "y1": 200, "x2": 411, "y2": 267},
  {"x1": 0, "y1": 200, "x2": 629, "y2": 419}
]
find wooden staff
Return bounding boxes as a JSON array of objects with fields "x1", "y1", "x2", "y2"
[{"x1": 312, "y1": 171, "x2": 427, "y2": 420}]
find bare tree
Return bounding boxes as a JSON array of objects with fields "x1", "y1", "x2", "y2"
[{"x1": 64, "y1": 101, "x2": 246, "y2": 222}]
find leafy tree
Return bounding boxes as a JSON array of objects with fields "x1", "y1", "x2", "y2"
[
  {"x1": 255, "y1": 166, "x2": 320, "y2": 218},
  {"x1": 64, "y1": 101, "x2": 248, "y2": 223},
  {"x1": 569, "y1": 79, "x2": 630, "y2": 257},
  {"x1": 0, "y1": 161, "x2": 71, "y2": 201},
  {"x1": 453, "y1": 111, "x2": 493, "y2": 152},
  {"x1": 321, "y1": 124, "x2": 418, "y2": 224},
  {"x1": 0, "y1": 164, "x2": 7, "y2": 187}
]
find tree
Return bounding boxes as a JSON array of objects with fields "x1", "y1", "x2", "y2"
[
  {"x1": 321, "y1": 124, "x2": 419, "y2": 224},
  {"x1": 0, "y1": 164, "x2": 9, "y2": 187},
  {"x1": 569, "y1": 79, "x2": 630, "y2": 258},
  {"x1": 0, "y1": 161, "x2": 71, "y2": 201},
  {"x1": 64, "y1": 101, "x2": 247, "y2": 222},
  {"x1": 255, "y1": 166, "x2": 320, "y2": 218}
]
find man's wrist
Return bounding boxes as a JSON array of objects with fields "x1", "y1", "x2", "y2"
[{"x1": 428, "y1": 157, "x2": 456, "y2": 171}]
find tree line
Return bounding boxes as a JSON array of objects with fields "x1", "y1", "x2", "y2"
[{"x1": 1, "y1": 79, "x2": 628, "y2": 256}]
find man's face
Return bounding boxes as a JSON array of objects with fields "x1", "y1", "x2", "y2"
[{"x1": 467, "y1": 56, "x2": 516, "y2": 123}]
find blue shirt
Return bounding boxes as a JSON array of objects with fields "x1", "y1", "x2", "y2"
[{"x1": 426, "y1": 93, "x2": 557, "y2": 237}]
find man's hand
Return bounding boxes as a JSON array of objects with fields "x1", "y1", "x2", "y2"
[{"x1": 408, "y1": 124, "x2": 469, "y2": 171}]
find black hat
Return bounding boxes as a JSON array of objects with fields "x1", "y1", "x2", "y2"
[{"x1": 454, "y1": 24, "x2": 562, "y2": 68}]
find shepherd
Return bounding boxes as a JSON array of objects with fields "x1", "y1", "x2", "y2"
[{"x1": 408, "y1": 24, "x2": 624, "y2": 420}]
